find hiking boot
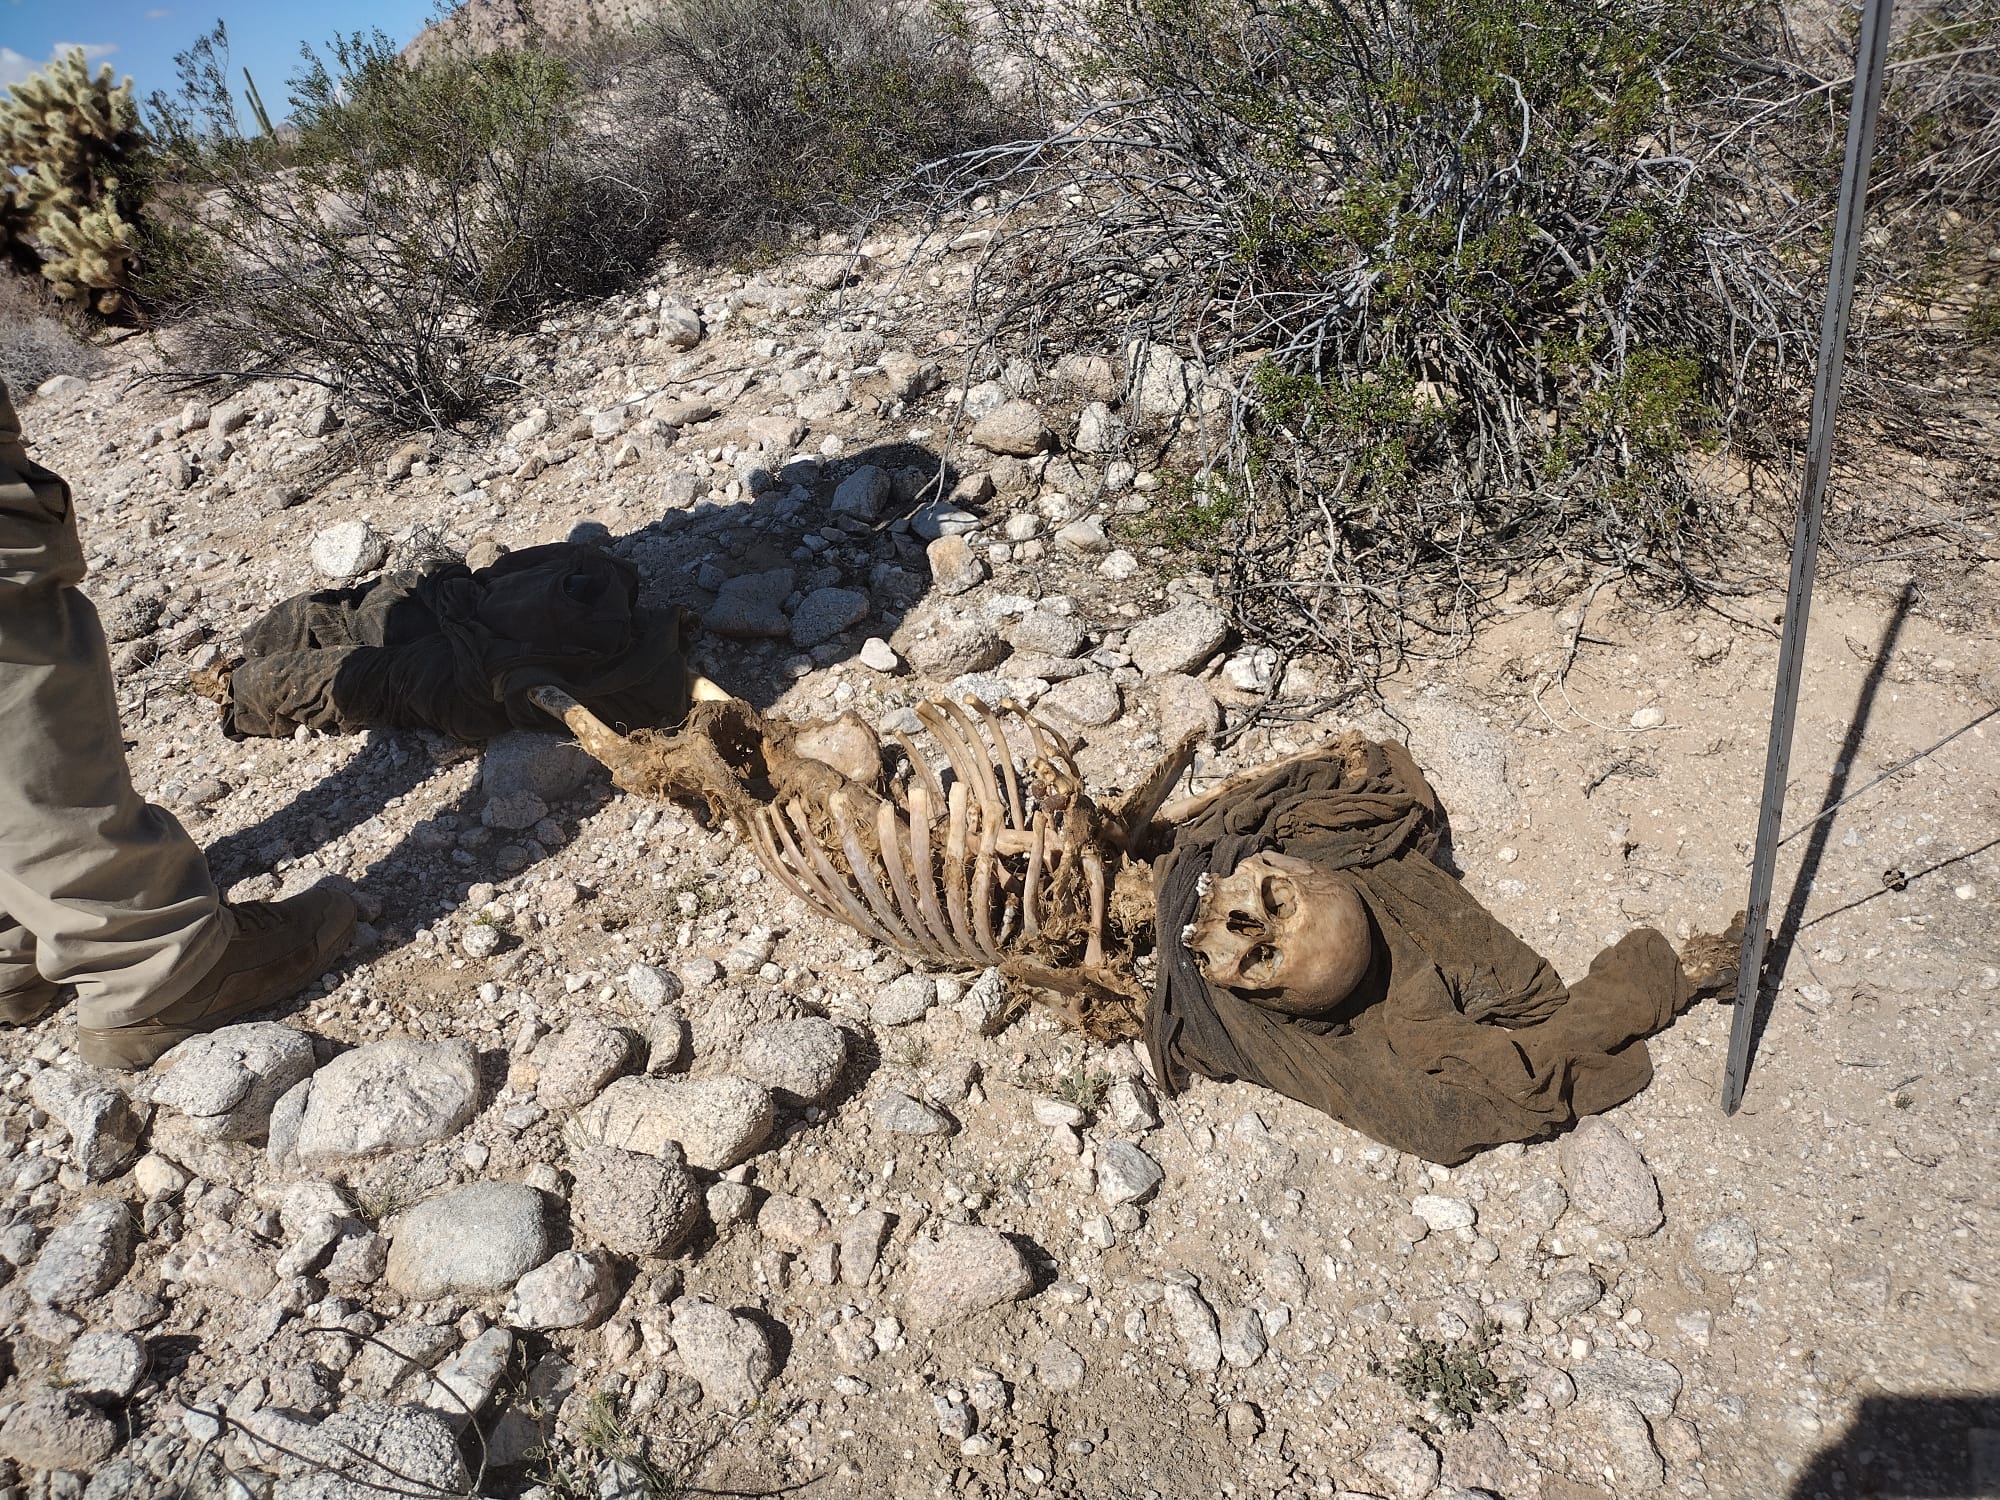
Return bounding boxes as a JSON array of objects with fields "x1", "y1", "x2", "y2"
[
  {"x1": 76, "y1": 885, "x2": 356, "y2": 1071},
  {"x1": 0, "y1": 975, "x2": 63, "y2": 1027}
]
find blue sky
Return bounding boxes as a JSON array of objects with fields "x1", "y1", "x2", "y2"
[{"x1": 2, "y1": 1, "x2": 437, "y2": 114}]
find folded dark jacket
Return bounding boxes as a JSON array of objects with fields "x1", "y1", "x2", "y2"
[{"x1": 224, "y1": 542, "x2": 692, "y2": 741}]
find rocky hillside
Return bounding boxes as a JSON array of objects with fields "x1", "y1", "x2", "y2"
[
  {"x1": 0, "y1": 222, "x2": 1995, "y2": 1500},
  {"x1": 406, "y1": 0, "x2": 674, "y2": 59}
]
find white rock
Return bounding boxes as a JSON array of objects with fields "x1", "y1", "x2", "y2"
[
  {"x1": 150, "y1": 1022, "x2": 316, "y2": 1142},
  {"x1": 1218, "y1": 1307, "x2": 1267, "y2": 1369},
  {"x1": 423, "y1": 1327, "x2": 513, "y2": 1430},
  {"x1": 1630, "y1": 705, "x2": 1668, "y2": 729},
  {"x1": 534, "y1": 1017, "x2": 633, "y2": 1110},
  {"x1": 859, "y1": 636, "x2": 900, "y2": 672},
  {"x1": 1360, "y1": 1426, "x2": 1441, "y2": 1500},
  {"x1": 1072, "y1": 402, "x2": 1127, "y2": 454},
  {"x1": 1096, "y1": 1140, "x2": 1163, "y2": 1205},
  {"x1": 310, "y1": 521, "x2": 387, "y2": 581},
  {"x1": 873, "y1": 972, "x2": 937, "y2": 1026},
  {"x1": 902, "y1": 1224, "x2": 1034, "y2": 1327},
  {"x1": 655, "y1": 305, "x2": 704, "y2": 350},
  {"x1": 1411, "y1": 1194, "x2": 1477, "y2": 1233},
  {"x1": 959, "y1": 967, "x2": 1010, "y2": 1035},
  {"x1": 670, "y1": 1298, "x2": 777, "y2": 1410},
  {"x1": 1560, "y1": 1117, "x2": 1664, "y2": 1238},
  {"x1": 62, "y1": 1330, "x2": 148, "y2": 1400},
  {"x1": 272, "y1": 1038, "x2": 480, "y2": 1171},
  {"x1": 273, "y1": 1402, "x2": 469, "y2": 1500},
  {"x1": 505, "y1": 1250, "x2": 618, "y2": 1330},
  {"x1": 1163, "y1": 1282, "x2": 1222, "y2": 1372},
  {"x1": 28, "y1": 1068, "x2": 147, "y2": 1181},
  {"x1": 625, "y1": 963, "x2": 682, "y2": 1007},
  {"x1": 508, "y1": 409, "x2": 550, "y2": 445},
  {"x1": 577, "y1": 1075, "x2": 773, "y2": 1170},
  {"x1": 1127, "y1": 599, "x2": 1228, "y2": 677},
  {"x1": 875, "y1": 1090, "x2": 953, "y2": 1135},
  {"x1": 969, "y1": 399, "x2": 1054, "y2": 456},
  {"x1": 739, "y1": 1017, "x2": 849, "y2": 1104}
]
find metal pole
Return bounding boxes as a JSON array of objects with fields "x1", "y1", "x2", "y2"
[{"x1": 1723, "y1": 0, "x2": 1896, "y2": 1115}]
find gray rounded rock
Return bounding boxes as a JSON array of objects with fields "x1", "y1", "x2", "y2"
[
  {"x1": 790, "y1": 587, "x2": 869, "y2": 648},
  {"x1": 151, "y1": 1022, "x2": 316, "y2": 1142},
  {"x1": 274, "y1": 1402, "x2": 468, "y2": 1500},
  {"x1": 385, "y1": 1182, "x2": 549, "y2": 1301},
  {"x1": 480, "y1": 731, "x2": 596, "y2": 801},
  {"x1": 27, "y1": 1198, "x2": 134, "y2": 1310},
  {"x1": 1694, "y1": 1214, "x2": 1758, "y2": 1274},
  {"x1": 570, "y1": 1142, "x2": 701, "y2": 1258},
  {"x1": 578, "y1": 1075, "x2": 774, "y2": 1170},
  {"x1": 739, "y1": 1018, "x2": 849, "y2": 1104}
]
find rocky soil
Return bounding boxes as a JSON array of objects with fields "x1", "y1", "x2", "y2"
[{"x1": 2, "y1": 227, "x2": 1995, "y2": 1500}]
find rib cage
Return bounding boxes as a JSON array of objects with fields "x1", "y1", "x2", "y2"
[
  {"x1": 744, "y1": 696, "x2": 1114, "y2": 980},
  {"x1": 528, "y1": 684, "x2": 1197, "y2": 1039}
]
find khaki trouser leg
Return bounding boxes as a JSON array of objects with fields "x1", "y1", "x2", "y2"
[
  {"x1": 0, "y1": 913, "x2": 40, "y2": 996},
  {"x1": 1, "y1": 380, "x2": 226, "y2": 1030}
]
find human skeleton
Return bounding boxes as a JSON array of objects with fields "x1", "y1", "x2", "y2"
[{"x1": 529, "y1": 684, "x2": 1377, "y2": 1034}]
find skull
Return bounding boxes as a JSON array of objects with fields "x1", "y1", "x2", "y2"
[{"x1": 1188, "y1": 851, "x2": 1372, "y2": 1016}]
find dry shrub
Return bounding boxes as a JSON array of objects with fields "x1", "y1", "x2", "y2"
[
  {"x1": 0, "y1": 273, "x2": 100, "y2": 396},
  {"x1": 613, "y1": 0, "x2": 1021, "y2": 258}
]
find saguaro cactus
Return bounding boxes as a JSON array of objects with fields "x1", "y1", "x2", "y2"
[{"x1": 0, "y1": 48, "x2": 147, "y2": 315}]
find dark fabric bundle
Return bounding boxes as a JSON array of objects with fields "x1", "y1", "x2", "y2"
[
  {"x1": 1144, "y1": 736, "x2": 1692, "y2": 1164},
  {"x1": 224, "y1": 543, "x2": 693, "y2": 741}
]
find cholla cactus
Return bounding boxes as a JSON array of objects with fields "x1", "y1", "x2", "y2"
[{"x1": 0, "y1": 48, "x2": 147, "y2": 316}]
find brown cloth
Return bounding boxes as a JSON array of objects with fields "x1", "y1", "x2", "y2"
[
  {"x1": 1145, "y1": 736, "x2": 1692, "y2": 1165},
  {"x1": 223, "y1": 543, "x2": 694, "y2": 741}
]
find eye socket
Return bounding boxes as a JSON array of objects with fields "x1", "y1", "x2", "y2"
[{"x1": 1267, "y1": 876, "x2": 1298, "y2": 920}]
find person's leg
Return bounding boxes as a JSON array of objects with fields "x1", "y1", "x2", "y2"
[
  {"x1": 0, "y1": 911, "x2": 61, "y2": 1024},
  {"x1": 0, "y1": 389, "x2": 229, "y2": 1033},
  {"x1": 3, "y1": 381, "x2": 356, "y2": 1070}
]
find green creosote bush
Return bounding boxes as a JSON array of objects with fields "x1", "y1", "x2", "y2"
[
  {"x1": 0, "y1": 49, "x2": 150, "y2": 317},
  {"x1": 954, "y1": 0, "x2": 1824, "y2": 670}
]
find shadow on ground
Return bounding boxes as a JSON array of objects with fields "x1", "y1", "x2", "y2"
[{"x1": 1787, "y1": 1392, "x2": 2000, "y2": 1499}]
